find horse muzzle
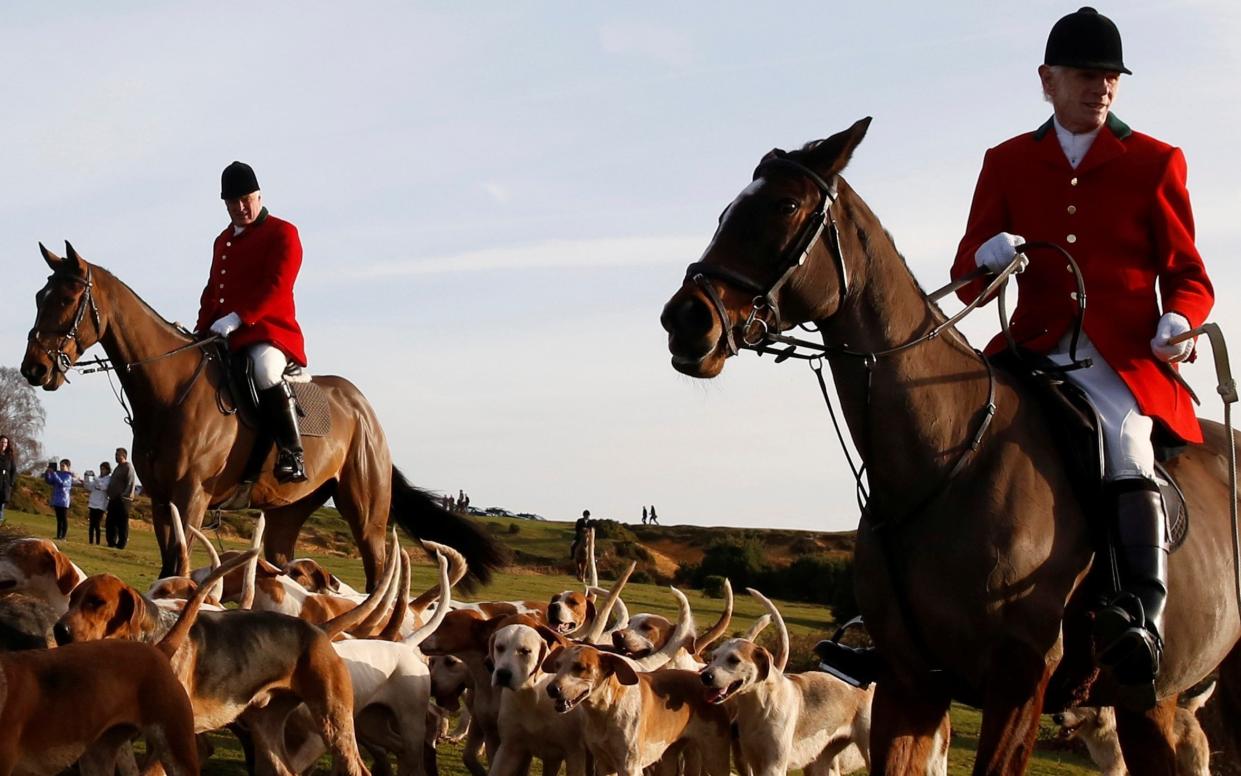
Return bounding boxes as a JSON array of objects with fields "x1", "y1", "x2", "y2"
[{"x1": 661, "y1": 288, "x2": 729, "y2": 378}]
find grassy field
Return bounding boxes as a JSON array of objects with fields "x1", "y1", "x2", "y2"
[{"x1": 0, "y1": 506, "x2": 1098, "y2": 774}]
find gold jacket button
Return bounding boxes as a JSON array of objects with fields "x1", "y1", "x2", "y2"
[
  {"x1": 1067, "y1": 205, "x2": 1077, "y2": 215},
  {"x1": 218, "y1": 297, "x2": 224, "y2": 304},
  {"x1": 1070, "y1": 177, "x2": 1079, "y2": 186}
]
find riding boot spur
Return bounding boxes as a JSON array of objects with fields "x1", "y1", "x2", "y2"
[
  {"x1": 258, "y1": 382, "x2": 307, "y2": 483},
  {"x1": 1093, "y1": 479, "x2": 1168, "y2": 693}
]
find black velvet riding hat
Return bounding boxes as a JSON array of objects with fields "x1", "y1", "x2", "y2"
[{"x1": 1045, "y1": 7, "x2": 1131, "y2": 74}]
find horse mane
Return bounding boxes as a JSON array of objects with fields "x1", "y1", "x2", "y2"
[{"x1": 91, "y1": 262, "x2": 195, "y2": 344}]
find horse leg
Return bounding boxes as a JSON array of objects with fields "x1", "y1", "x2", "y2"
[
  {"x1": 264, "y1": 488, "x2": 332, "y2": 567},
  {"x1": 158, "y1": 488, "x2": 210, "y2": 578},
  {"x1": 869, "y1": 680, "x2": 951, "y2": 775},
  {"x1": 971, "y1": 645, "x2": 1054, "y2": 776},
  {"x1": 336, "y1": 453, "x2": 391, "y2": 593},
  {"x1": 1114, "y1": 699, "x2": 1177, "y2": 776}
]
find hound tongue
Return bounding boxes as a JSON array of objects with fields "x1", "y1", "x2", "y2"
[
  {"x1": 704, "y1": 680, "x2": 741, "y2": 705},
  {"x1": 554, "y1": 622, "x2": 576, "y2": 634}
]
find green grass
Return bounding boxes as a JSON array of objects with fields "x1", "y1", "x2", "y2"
[{"x1": 2, "y1": 507, "x2": 1098, "y2": 775}]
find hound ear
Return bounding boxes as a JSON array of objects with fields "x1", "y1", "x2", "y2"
[
  {"x1": 803, "y1": 117, "x2": 872, "y2": 179},
  {"x1": 52, "y1": 549, "x2": 78, "y2": 596},
  {"x1": 754, "y1": 646, "x2": 772, "y2": 681},
  {"x1": 255, "y1": 559, "x2": 283, "y2": 577},
  {"x1": 542, "y1": 645, "x2": 565, "y2": 674},
  {"x1": 534, "y1": 624, "x2": 568, "y2": 650},
  {"x1": 586, "y1": 598, "x2": 597, "y2": 625},
  {"x1": 39, "y1": 242, "x2": 63, "y2": 270},
  {"x1": 328, "y1": 573, "x2": 343, "y2": 593},
  {"x1": 106, "y1": 585, "x2": 146, "y2": 638},
  {"x1": 602, "y1": 653, "x2": 640, "y2": 686}
]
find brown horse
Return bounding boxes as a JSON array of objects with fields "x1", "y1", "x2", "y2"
[
  {"x1": 660, "y1": 118, "x2": 1241, "y2": 774},
  {"x1": 21, "y1": 244, "x2": 505, "y2": 590}
]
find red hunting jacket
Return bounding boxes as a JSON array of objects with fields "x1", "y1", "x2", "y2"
[
  {"x1": 952, "y1": 114, "x2": 1213, "y2": 444},
  {"x1": 196, "y1": 208, "x2": 307, "y2": 366}
]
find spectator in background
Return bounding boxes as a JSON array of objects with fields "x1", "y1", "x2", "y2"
[
  {"x1": 106, "y1": 447, "x2": 136, "y2": 549},
  {"x1": 641, "y1": 506, "x2": 648, "y2": 525},
  {"x1": 43, "y1": 459, "x2": 74, "y2": 540},
  {"x1": 0, "y1": 436, "x2": 16, "y2": 526},
  {"x1": 86, "y1": 461, "x2": 112, "y2": 545},
  {"x1": 649, "y1": 505, "x2": 659, "y2": 525}
]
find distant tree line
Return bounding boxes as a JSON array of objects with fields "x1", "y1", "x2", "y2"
[{"x1": 676, "y1": 535, "x2": 858, "y2": 622}]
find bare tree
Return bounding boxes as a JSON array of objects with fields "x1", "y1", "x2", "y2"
[{"x1": 0, "y1": 367, "x2": 46, "y2": 473}]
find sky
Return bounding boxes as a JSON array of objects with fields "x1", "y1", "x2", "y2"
[{"x1": 2, "y1": 2, "x2": 1238, "y2": 533}]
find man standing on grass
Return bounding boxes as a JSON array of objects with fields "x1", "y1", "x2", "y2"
[{"x1": 106, "y1": 447, "x2": 136, "y2": 549}]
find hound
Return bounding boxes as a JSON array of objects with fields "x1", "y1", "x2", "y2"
[
  {"x1": 54, "y1": 537, "x2": 399, "y2": 776},
  {"x1": 1052, "y1": 681, "x2": 1215, "y2": 776},
  {"x1": 286, "y1": 548, "x2": 454, "y2": 776},
  {"x1": 0, "y1": 538, "x2": 86, "y2": 614},
  {"x1": 698, "y1": 589, "x2": 876, "y2": 776},
  {"x1": 0, "y1": 552, "x2": 243, "y2": 776},
  {"x1": 488, "y1": 622, "x2": 586, "y2": 776},
  {"x1": 609, "y1": 579, "x2": 734, "y2": 668},
  {"x1": 542, "y1": 588, "x2": 731, "y2": 776}
]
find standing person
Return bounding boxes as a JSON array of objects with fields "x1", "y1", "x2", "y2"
[
  {"x1": 106, "y1": 448, "x2": 137, "y2": 549},
  {"x1": 196, "y1": 161, "x2": 308, "y2": 483},
  {"x1": 43, "y1": 459, "x2": 74, "y2": 540},
  {"x1": 86, "y1": 461, "x2": 112, "y2": 545},
  {"x1": 951, "y1": 7, "x2": 1213, "y2": 698},
  {"x1": 0, "y1": 436, "x2": 16, "y2": 526}
]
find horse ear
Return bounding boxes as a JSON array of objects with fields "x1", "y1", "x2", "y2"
[
  {"x1": 64, "y1": 241, "x2": 87, "y2": 276},
  {"x1": 39, "y1": 242, "x2": 63, "y2": 270},
  {"x1": 804, "y1": 116, "x2": 873, "y2": 179}
]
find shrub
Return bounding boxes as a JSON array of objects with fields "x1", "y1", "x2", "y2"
[
  {"x1": 702, "y1": 575, "x2": 729, "y2": 599},
  {"x1": 507, "y1": 523, "x2": 521, "y2": 535}
]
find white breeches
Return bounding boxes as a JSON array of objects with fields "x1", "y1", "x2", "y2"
[
  {"x1": 247, "y1": 343, "x2": 288, "y2": 390},
  {"x1": 1049, "y1": 334, "x2": 1155, "y2": 481}
]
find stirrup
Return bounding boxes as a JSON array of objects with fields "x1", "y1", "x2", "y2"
[
  {"x1": 274, "y1": 449, "x2": 307, "y2": 483},
  {"x1": 813, "y1": 616, "x2": 880, "y2": 689},
  {"x1": 1093, "y1": 595, "x2": 1162, "y2": 706}
]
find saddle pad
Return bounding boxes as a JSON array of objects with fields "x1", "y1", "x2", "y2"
[{"x1": 292, "y1": 381, "x2": 331, "y2": 438}]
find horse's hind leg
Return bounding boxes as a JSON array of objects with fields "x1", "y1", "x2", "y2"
[
  {"x1": 336, "y1": 450, "x2": 392, "y2": 592},
  {"x1": 264, "y1": 482, "x2": 334, "y2": 567},
  {"x1": 869, "y1": 679, "x2": 951, "y2": 775},
  {"x1": 1114, "y1": 699, "x2": 1177, "y2": 776},
  {"x1": 972, "y1": 645, "x2": 1053, "y2": 776},
  {"x1": 1201, "y1": 643, "x2": 1241, "y2": 772}
]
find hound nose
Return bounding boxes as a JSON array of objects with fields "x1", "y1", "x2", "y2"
[
  {"x1": 700, "y1": 670, "x2": 714, "y2": 686},
  {"x1": 547, "y1": 682, "x2": 562, "y2": 699},
  {"x1": 21, "y1": 361, "x2": 47, "y2": 385},
  {"x1": 661, "y1": 294, "x2": 714, "y2": 340},
  {"x1": 494, "y1": 668, "x2": 512, "y2": 688},
  {"x1": 53, "y1": 622, "x2": 73, "y2": 645}
]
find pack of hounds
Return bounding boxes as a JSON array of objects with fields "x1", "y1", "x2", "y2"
[{"x1": 0, "y1": 519, "x2": 1216, "y2": 776}]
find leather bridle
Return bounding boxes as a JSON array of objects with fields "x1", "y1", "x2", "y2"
[
  {"x1": 27, "y1": 266, "x2": 102, "y2": 379},
  {"x1": 684, "y1": 153, "x2": 848, "y2": 356}
]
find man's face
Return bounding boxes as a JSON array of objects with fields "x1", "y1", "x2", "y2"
[
  {"x1": 114, "y1": 450, "x2": 124, "y2": 464},
  {"x1": 224, "y1": 191, "x2": 263, "y2": 228},
  {"x1": 1040, "y1": 65, "x2": 1121, "y2": 133}
]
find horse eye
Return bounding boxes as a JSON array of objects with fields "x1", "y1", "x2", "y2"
[{"x1": 778, "y1": 199, "x2": 799, "y2": 215}]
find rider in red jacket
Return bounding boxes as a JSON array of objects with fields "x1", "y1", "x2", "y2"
[
  {"x1": 196, "y1": 161, "x2": 308, "y2": 483},
  {"x1": 952, "y1": 8, "x2": 1214, "y2": 702}
]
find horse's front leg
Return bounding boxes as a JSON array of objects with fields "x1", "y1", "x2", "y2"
[
  {"x1": 156, "y1": 487, "x2": 212, "y2": 578},
  {"x1": 972, "y1": 641, "x2": 1055, "y2": 776},
  {"x1": 869, "y1": 678, "x2": 951, "y2": 775}
]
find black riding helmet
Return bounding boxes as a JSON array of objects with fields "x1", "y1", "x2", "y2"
[{"x1": 1045, "y1": 7, "x2": 1131, "y2": 74}]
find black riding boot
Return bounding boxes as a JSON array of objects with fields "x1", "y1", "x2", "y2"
[
  {"x1": 259, "y1": 383, "x2": 307, "y2": 483},
  {"x1": 1093, "y1": 479, "x2": 1167, "y2": 707}
]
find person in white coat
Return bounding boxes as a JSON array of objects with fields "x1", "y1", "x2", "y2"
[{"x1": 87, "y1": 461, "x2": 111, "y2": 545}]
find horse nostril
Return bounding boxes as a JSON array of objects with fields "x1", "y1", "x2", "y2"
[
  {"x1": 21, "y1": 362, "x2": 47, "y2": 385},
  {"x1": 671, "y1": 296, "x2": 714, "y2": 340}
]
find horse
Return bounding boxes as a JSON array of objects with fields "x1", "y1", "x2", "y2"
[
  {"x1": 21, "y1": 244, "x2": 506, "y2": 590},
  {"x1": 660, "y1": 117, "x2": 1241, "y2": 774}
]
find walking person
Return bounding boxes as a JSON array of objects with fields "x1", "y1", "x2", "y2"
[
  {"x1": 43, "y1": 459, "x2": 74, "y2": 540},
  {"x1": 87, "y1": 461, "x2": 112, "y2": 545},
  {"x1": 196, "y1": 161, "x2": 309, "y2": 482},
  {"x1": 641, "y1": 506, "x2": 648, "y2": 525},
  {"x1": 106, "y1": 448, "x2": 137, "y2": 549},
  {"x1": 0, "y1": 436, "x2": 16, "y2": 526},
  {"x1": 951, "y1": 7, "x2": 1213, "y2": 700},
  {"x1": 648, "y1": 505, "x2": 659, "y2": 525}
]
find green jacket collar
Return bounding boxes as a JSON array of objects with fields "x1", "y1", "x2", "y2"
[{"x1": 1033, "y1": 113, "x2": 1131, "y2": 141}]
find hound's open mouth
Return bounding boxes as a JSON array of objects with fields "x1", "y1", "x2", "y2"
[
  {"x1": 555, "y1": 688, "x2": 589, "y2": 713},
  {"x1": 704, "y1": 680, "x2": 743, "y2": 705},
  {"x1": 0, "y1": 579, "x2": 17, "y2": 591},
  {"x1": 553, "y1": 621, "x2": 577, "y2": 634}
]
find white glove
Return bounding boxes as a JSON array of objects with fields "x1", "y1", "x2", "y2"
[
  {"x1": 974, "y1": 232, "x2": 1028, "y2": 274},
  {"x1": 1151, "y1": 312, "x2": 1193, "y2": 363},
  {"x1": 209, "y1": 312, "x2": 242, "y2": 337}
]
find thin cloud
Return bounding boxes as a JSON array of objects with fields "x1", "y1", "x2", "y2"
[
  {"x1": 342, "y1": 235, "x2": 703, "y2": 278},
  {"x1": 598, "y1": 21, "x2": 694, "y2": 68}
]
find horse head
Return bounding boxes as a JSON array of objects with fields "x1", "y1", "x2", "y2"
[
  {"x1": 22, "y1": 242, "x2": 103, "y2": 390},
  {"x1": 660, "y1": 117, "x2": 872, "y2": 378}
]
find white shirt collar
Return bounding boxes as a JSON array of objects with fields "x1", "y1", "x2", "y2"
[{"x1": 1052, "y1": 116, "x2": 1102, "y2": 170}]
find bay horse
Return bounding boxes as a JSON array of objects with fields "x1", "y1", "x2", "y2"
[
  {"x1": 21, "y1": 245, "x2": 505, "y2": 590},
  {"x1": 660, "y1": 118, "x2": 1241, "y2": 774}
]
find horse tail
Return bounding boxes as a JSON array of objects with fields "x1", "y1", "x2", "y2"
[{"x1": 389, "y1": 466, "x2": 507, "y2": 591}]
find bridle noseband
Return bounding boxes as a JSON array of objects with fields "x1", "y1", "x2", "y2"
[
  {"x1": 684, "y1": 154, "x2": 848, "y2": 356},
  {"x1": 28, "y1": 265, "x2": 102, "y2": 378}
]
